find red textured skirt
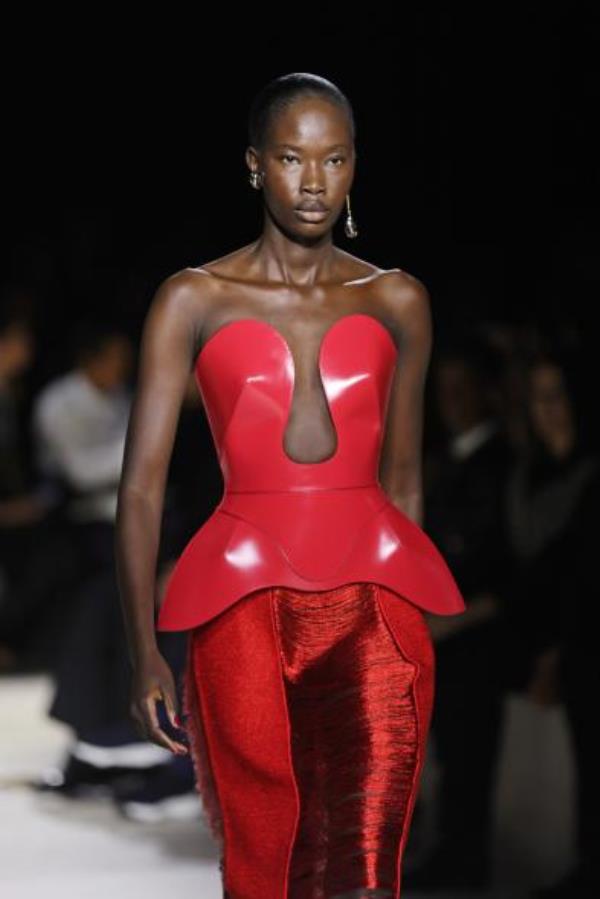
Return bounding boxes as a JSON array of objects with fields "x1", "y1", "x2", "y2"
[{"x1": 181, "y1": 581, "x2": 436, "y2": 899}]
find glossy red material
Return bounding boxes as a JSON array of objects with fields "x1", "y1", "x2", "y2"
[
  {"x1": 157, "y1": 314, "x2": 466, "y2": 632},
  {"x1": 182, "y1": 581, "x2": 436, "y2": 899}
]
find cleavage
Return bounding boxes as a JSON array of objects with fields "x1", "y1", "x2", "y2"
[{"x1": 279, "y1": 327, "x2": 338, "y2": 465}]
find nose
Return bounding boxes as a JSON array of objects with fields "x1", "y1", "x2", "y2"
[
  {"x1": 300, "y1": 160, "x2": 326, "y2": 193},
  {"x1": 300, "y1": 182, "x2": 326, "y2": 200}
]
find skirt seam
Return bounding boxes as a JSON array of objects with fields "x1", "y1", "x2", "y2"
[
  {"x1": 375, "y1": 584, "x2": 423, "y2": 899},
  {"x1": 268, "y1": 586, "x2": 302, "y2": 898},
  {"x1": 187, "y1": 628, "x2": 231, "y2": 884}
]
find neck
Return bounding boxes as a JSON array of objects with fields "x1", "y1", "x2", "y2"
[
  {"x1": 79, "y1": 364, "x2": 109, "y2": 394},
  {"x1": 249, "y1": 219, "x2": 338, "y2": 287}
]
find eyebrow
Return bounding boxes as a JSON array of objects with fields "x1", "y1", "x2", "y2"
[{"x1": 273, "y1": 143, "x2": 348, "y2": 151}]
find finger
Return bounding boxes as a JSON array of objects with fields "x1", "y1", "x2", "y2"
[
  {"x1": 143, "y1": 693, "x2": 188, "y2": 754},
  {"x1": 162, "y1": 688, "x2": 181, "y2": 731},
  {"x1": 143, "y1": 691, "x2": 176, "y2": 749}
]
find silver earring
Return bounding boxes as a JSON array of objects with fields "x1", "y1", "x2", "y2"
[
  {"x1": 248, "y1": 170, "x2": 263, "y2": 190},
  {"x1": 344, "y1": 193, "x2": 358, "y2": 238}
]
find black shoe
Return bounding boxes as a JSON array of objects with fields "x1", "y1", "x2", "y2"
[
  {"x1": 401, "y1": 843, "x2": 492, "y2": 891},
  {"x1": 30, "y1": 753, "x2": 162, "y2": 799},
  {"x1": 113, "y1": 755, "x2": 201, "y2": 822},
  {"x1": 530, "y1": 862, "x2": 600, "y2": 898}
]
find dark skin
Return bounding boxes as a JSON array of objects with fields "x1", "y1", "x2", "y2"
[{"x1": 115, "y1": 95, "x2": 432, "y2": 754}]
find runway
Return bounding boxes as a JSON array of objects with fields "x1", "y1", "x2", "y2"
[{"x1": 0, "y1": 672, "x2": 576, "y2": 898}]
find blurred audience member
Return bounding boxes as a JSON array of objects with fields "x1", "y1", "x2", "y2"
[
  {"x1": 505, "y1": 351, "x2": 599, "y2": 898},
  {"x1": 403, "y1": 333, "x2": 514, "y2": 891},
  {"x1": 1, "y1": 321, "x2": 132, "y2": 670},
  {"x1": 0, "y1": 304, "x2": 59, "y2": 669},
  {"x1": 33, "y1": 331, "x2": 214, "y2": 819},
  {"x1": 32, "y1": 320, "x2": 132, "y2": 553},
  {"x1": 29, "y1": 320, "x2": 147, "y2": 793}
]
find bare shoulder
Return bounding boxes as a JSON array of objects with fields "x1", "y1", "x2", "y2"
[
  {"x1": 374, "y1": 267, "x2": 432, "y2": 338},
  {"x1": 376, "y1": 267, "x2": 431, "y2": 311},
  {"x1": 190, "y1": 242, "x2": 259, "y2": 279},
  {"x1": 145, "y1": 266, "x2": 219, "y2": 337},
  {"x1": 155, "y1": 265, "x2": 218, "y2": 309}
]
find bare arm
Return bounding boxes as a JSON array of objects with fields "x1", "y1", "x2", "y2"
[
  {"x1": 378, "y1": 271, "x2": 433, "y2": 527},
  {"x1": 114, "y1": 269, "x2": 205, "y2": 753}
]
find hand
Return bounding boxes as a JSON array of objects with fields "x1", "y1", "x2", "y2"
[{"x1": 130, "y1": 649, "x2": 188, "y2": 755}]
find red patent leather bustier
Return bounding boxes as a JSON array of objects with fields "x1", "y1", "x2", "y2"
[{"x1": 156, "y1": 313, "x2": 466, "y2": 631}]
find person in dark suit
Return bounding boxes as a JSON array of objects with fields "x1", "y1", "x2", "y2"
[{"x1": 403, "y1": 332, "x2": 515, "y2": 891}]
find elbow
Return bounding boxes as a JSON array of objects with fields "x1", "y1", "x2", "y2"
[{"x1": 117, "y1": 478, "x2": 163, "y2": 517}]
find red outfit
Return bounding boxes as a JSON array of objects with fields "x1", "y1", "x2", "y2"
[{"x1": 155, "y1": 313, "x2": 466, "y2": 897}]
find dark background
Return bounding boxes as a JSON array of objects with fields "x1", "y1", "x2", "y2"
[
  {"x1": 2, "y1": 12, "x2": 598, "y2": 886},
  {"x1": 4, "y1": 9, "x2": 597, "y2": 393}
]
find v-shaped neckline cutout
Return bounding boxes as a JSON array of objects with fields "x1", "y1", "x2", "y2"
[{"x1": 195, "y1": 313, "x2": 397, "y2": 466}]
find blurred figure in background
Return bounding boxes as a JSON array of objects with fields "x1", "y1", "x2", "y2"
[
  {"x1": 2, "y1": 318, "x2": 134, "y2": 670},
  {"x1": 30, "y1": 318, "x2": 218, "y2": 823},
  {"x1": 32, "y1": 320, "x2": 132, "y2": 558},
  {"x1": 0, "y1": 302, "x2": 59, "y2": 669},
  {"x1": 403, "y1": 333, "x2": 514, "y2": 891},
  {"x1": 28, "y1": 321, "x2": 174, "y2": 797},
  {"x1": 504, "y1": 351, "x2": 600, "y2": 898}
]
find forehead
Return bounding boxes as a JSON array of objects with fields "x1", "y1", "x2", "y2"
[{"x1": 268, "y1": 96, "x2": 352, "y2": 146}]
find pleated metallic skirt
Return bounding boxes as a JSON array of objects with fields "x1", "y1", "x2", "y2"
[{"x1": 181, "y1": 581, "x2": 436, "y2": 899}]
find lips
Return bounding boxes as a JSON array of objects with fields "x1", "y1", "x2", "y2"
[
  {"x1": 295, "y1": 209, "x2": 329, "y2": 222},
  {"x1": 296, "y1": 204, "x2": 329, "y2": 212}
]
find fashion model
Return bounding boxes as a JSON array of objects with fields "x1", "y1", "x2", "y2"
[{"x1": 115, "y1": 72, "x2": 466, "y2": 899}]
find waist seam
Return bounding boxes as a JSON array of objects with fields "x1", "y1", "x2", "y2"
[{"x1": 224, "y1": 481, "x2": 380, "y2": 495}]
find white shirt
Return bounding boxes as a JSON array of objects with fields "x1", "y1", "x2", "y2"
[{"x1": 32, "y1": 370, "x2": 131, "y2": 522}]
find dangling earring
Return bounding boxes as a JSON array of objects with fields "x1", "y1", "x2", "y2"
[
  {"x1": 248, "y1": 170, "x2": 263, "y2": 190},
  {"x1": 344, "y1": 193, "x2": 358, "y2": 238}
]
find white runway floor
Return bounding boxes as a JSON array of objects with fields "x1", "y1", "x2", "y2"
[{"x1": 0, "y1": 673, "x2": 577, "y2": 898}]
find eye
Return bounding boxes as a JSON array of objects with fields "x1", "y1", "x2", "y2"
[
  {"x1": 280, "y1": 153, "x2": 300, "y2": 164},
  {"x1": 328, "y1": 156, "x2": 345, "y2": 166}
]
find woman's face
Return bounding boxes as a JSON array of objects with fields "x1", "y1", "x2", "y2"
[
  {"x1": 247, "y1": 96, "x2": 355, "y2": 239},
  {"x1": 528, "y1": 363, "x2": 574, "y2": 444}
]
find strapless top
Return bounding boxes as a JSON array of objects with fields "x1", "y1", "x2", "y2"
[{"x1": 156, "y1": 313, "x2": 466, "y2": 631}]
